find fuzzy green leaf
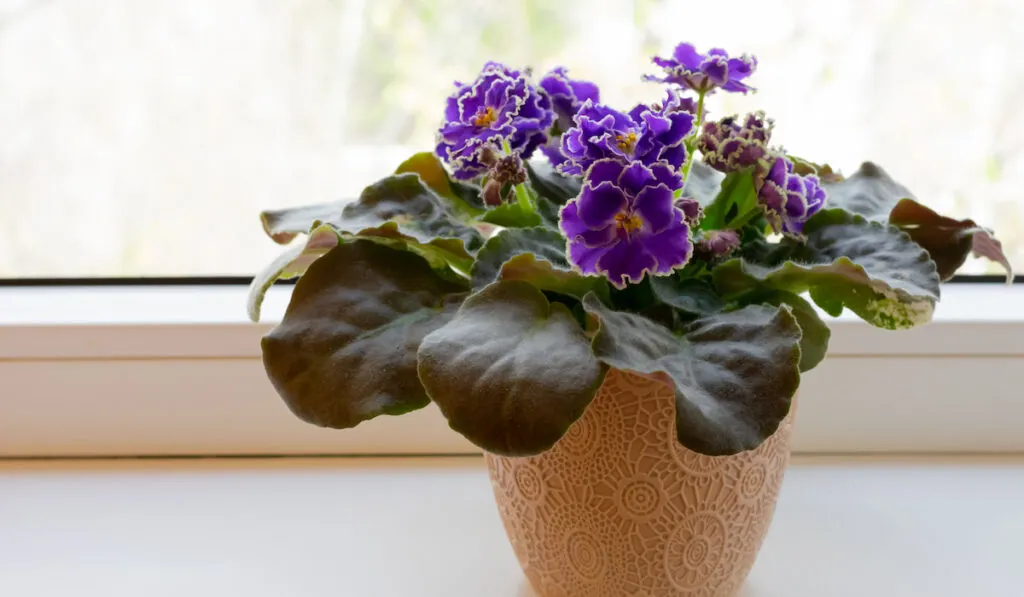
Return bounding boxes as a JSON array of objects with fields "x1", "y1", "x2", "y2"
[
  {"x1": 260, "y1": 173, "x2": 484, "y2": 252},
  {"x1": 583, "y1": 294, "x2": 801, "y2": 456},
  {"x1": 682, "y1": 159, "x2": 725, "y2": 207},
  {"x1": 261, "y1": 240, "x2": 468, "y2": 430},
  {"x1": 713, "y1": 209, "x2": 941, "y2": 330},
  {"x1": 525, "y1": 159, "x2": 582, "y2": 205},
  {"x1": 471, "y1": 227, "x2": 570, "y2": 285},
  {"x1": 823, "y1": 162, "x2": 1011, "y2": 280},
  {"x1": 649, "y1": 276, "x2": 726, "y2": 316},
  {"x1": 748, "y1": 290, "x2": 831, "y2": 372},
  {"x1": 246, "y1": 224, "x2": 339, "y2": 322},
  {"x1": 394, "y1": 152, "x2": 485, "y2": 218},
  {"x1": 417, "y1": 281, "x2": 605, "y2": 456}
]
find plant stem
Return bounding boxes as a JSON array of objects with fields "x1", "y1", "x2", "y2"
[
  {"x1": 501, "y1": 138, "x2": 534, "y2": 213},
  {"x1": 677, "y1": 90, "x2": 708, "y2": 198}
]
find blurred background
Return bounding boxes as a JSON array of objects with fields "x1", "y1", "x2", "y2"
[{"x1": 1, "y1": 0, "x2": 1020, "y2": 278}]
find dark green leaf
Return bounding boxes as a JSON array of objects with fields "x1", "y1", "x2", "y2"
[
  {"x1": 394, "y1": 152, "x2": 485, "y2": 218},
  {"x1": 246, "y1": 224, "x2": 339, "y2": 322},
  {"x1": 479, "y1": 201, "x2": 543, "y2": 228},
  {"x1": 747, "y1": 290, "x2": 830, "y2": 372},
  {"x1": 650, "y1": 276, "x2": 726, "y2": 316},
  {"x1": 821, "y1": 161, "x2": 913, "y2": 220},
  {"x1": 700, "y1": 168, "x2": 758, "y2": 231},
  {"x1": 682, "y1": 159, "x2": 725, "y2": 207},
  {"x1": 341, "y1": 173, "x2": 485, "y2": 250},
  {"x1": 583, "y1": 294, "x2": 802, "y2": 456},
  {"x1": 499, "y1": 254, "x2": 610, "y2": 302},
  {"x1": 259, "y1": 173, "x2": 484, "y2": 253},
  {"x1": 525, "y1": 158, "x2": 582, "y2": 205},
  {"x1": 822, "y1": 162, "x2": 1011, "y2": 280},
  {"x1": 260, "y1": 200, "x2": 347, "y2": 245},
  {"x1": 471, "y1": 227, "x2": 607, "y2": 300},
  {"x1": 418, "y1": 280, "x2": 606, "y2": 456},
  {"x1": 713, "y1": 209, "x2": 941, "y2": 330},
  {"x1": 471, "y1": 227, "x2": 569, "y2": 287},
  {"x1": 261, "y1": 240, "x2": 468, "y2": 430}
]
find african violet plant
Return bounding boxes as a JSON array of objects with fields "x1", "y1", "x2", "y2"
[{"x1": 247, "y1": 42, "x2": 1011, "y2": 458}]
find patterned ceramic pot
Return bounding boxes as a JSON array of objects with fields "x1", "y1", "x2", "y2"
[{"x1": 485, "y1": 368, "x2": 795, "y2": 597}]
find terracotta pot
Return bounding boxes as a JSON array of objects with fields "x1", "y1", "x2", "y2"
[{"x1": 485, "y1": 368, "x2": 795, "y2": 597}]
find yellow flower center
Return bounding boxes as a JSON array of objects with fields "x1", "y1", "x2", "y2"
[
  {"x1": 615, "y1": 211, "x2": 644, "y2": 237},
  {"x1": 615, "y1": 132, "x2": 639, "y2": 153},
  {"x1": 472, "y1": 107, "x2": 498, "y2": 128}
]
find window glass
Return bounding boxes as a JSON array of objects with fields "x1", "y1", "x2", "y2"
[{"x1": 1, "y1": 0, "x2": 1019, "y2": 277}]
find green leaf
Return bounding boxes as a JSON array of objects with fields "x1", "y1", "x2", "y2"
[
  {"x1": 471, "y1": 227, "x2": 607, "y2": 300},
  {"x1": 471, "y1": 227, "x2": 569, "y2": 286},
  {"x1": 417, "y1": 280, "x2": 606, "y2": 456},
  {"x1": 787, "y1": 155, "x2": 844, "y2": 183},
  {"x1": 499, "y1": 253, "x2": 610, "y2": 302},
  {"x1": 823, "y1": 162, "x2": 1012, "y2": 281},
  {"x1": 525, "y1": 158, "x2": 582, "y2": 205},
  {"x1": 582, "y1": 294, "x2": 802, "y2": 456},
  {"x1": 747, "y1": 290, "x2": 830, "y2": 372},
  {"x1": 394, "y1": 152, "x2": 485, "y2": 218},
  {"x1": 259, "y1": 173, "x2": 484, "y2": 252},
  {"x1": 339, "y1": 221, "x2": 474, "y2": 280},
  {"x1": 260, "y1": 200, "x2": 347, "y2": 245},
  {"x1": 479, "y1": 201, "x2": 542, "y2": 228},
  {"x1": 340, "y1": 173, "x2": 485, "y2": 250},
  {"x1": 821, "y1": 161, "x2": 911, "y2": 220},
  {"x1": 261, "y1": 240, "x2": 468, "y2": 430},
  {"x1": 682, "y1": 159, "x2": 725, "y2": 207},
  {"x1": 246, "y1": 224, "x2": 339, "y2": 322},
  {"x1": 649, "y1": 276, "x2": 726, "y2": 316},
  {"x1": 712, "y1": 208, "x2": 941, "y2": 330},
  {"x1": 700, "y1": 168, "x2": 758, "y2": 231}
]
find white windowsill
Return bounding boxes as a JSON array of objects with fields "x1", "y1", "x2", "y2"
[
  {"x1": 1, "y1": 284, "x2": 1022, "y2": 458},
  {"x1": 1, "y1": 455, "x2": 1021, "y2": 597}
]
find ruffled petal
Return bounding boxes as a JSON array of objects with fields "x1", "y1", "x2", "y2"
[
  {"x1": 672, "y1": 42, "x2": 703, "y2": 70},
  {"x1": 616, "y1": 161, "x2": 656, "y2": 198},
  {"x1": 633, "y1": 184, "x2": 676, "y2": 233},
  {"x1": 595, "y1": 238, "x2": 658, "y2": 289},
  {"x1": 577, "y1": 181, "x2": 627, "y2": 228},
  {"x1": 642, "y1": 211, "x2": 693, "y2": 274}
]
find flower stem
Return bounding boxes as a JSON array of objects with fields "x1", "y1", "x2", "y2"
[
  {"x1": 501, "y1": 138, "x2": 534, "y2": 213},
  {"x1": 677, "y1": 90, "x2": 708, "y2": 198}
]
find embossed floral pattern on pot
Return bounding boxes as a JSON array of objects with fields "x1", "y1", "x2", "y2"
[{"x1": 485, "y1": 369, "x2": 795, "y2": 597}]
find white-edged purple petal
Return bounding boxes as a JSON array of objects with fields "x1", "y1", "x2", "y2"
[
  {"x1": 586, "y1": 159, "x2": 625, "y2": 187},
  {"x1": 595, "y1": 238, "x2": 658, "y2": 289},
  {"x1": 643, "y1": 211, "x2": 693, "y2": 274},
  {"x1": 672, "y1": 42, "x2": 703, "y2": 70},
  {"x1": 616, "y1": 161, "x2": 656, "y2": 198},
  {"x1": 577, "y1": 181, "x2": 627, "y2": 228},
  {"x1": 633, "y1": 185, "x2": 676, "y2": 234}
]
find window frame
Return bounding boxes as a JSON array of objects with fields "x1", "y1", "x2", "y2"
[{"x1": 1, "y1": 279, "x2": 1021, "y2": 458}]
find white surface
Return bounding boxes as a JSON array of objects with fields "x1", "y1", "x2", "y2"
[
  {"x1": 0, "y1": 456, "x2": 1021, "y2": 597},
  {"x1": 1, "y1": 285, "x2": 1023, "y2": 457}
]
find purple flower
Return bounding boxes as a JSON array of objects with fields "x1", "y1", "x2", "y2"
[
  {"x1": 698, "y1": 111, "x2": 774, "y2": 173},
  {"x1": 757, "y1": 157, "x2": 828, "y2": 235},
  {"x1": 435, "y1": 62, "x2": 554, "y2": 180},
  {"x1": 645, "y1": 42, "x2": 757, "y2": 95},
  {"x1": 539, "y1": 67, "x2": 600, "y2": 133},
  {"x1": 675, "y1": 196, "x2": 703, "y2": 227},
  {"x1": 559, "y1": 97, "x2": 695, "y2": 181},
  {"x1": 559, "y1": 159, "x2": 692, "y2": 288}
]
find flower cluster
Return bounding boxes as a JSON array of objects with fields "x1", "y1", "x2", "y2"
[
  {"x1": 698, "y1": 111, "x2": 773, "y2": 173},
  {"x1": 560, "y1": 159, "x2": 692, "y2": 288},
  {"x1": 645, "y1": 43, "x2": 757, "y2": 95},
  {"x1": 432, "y1": 40, "x2": 829, "y2": 289},
  {"x1": 559, "y1": 92, "x2": 696, "y2": 179},
  {"x1": 757, "y1": 157, "x2": 827, "y2": 235},
  {"x1": 435, "y1": 62, "x2": 554, "y2": 180}
]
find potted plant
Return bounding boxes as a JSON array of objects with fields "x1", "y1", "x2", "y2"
[{"x1": 246, "y1": 41, "x2": 1011, "y2": 597}]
